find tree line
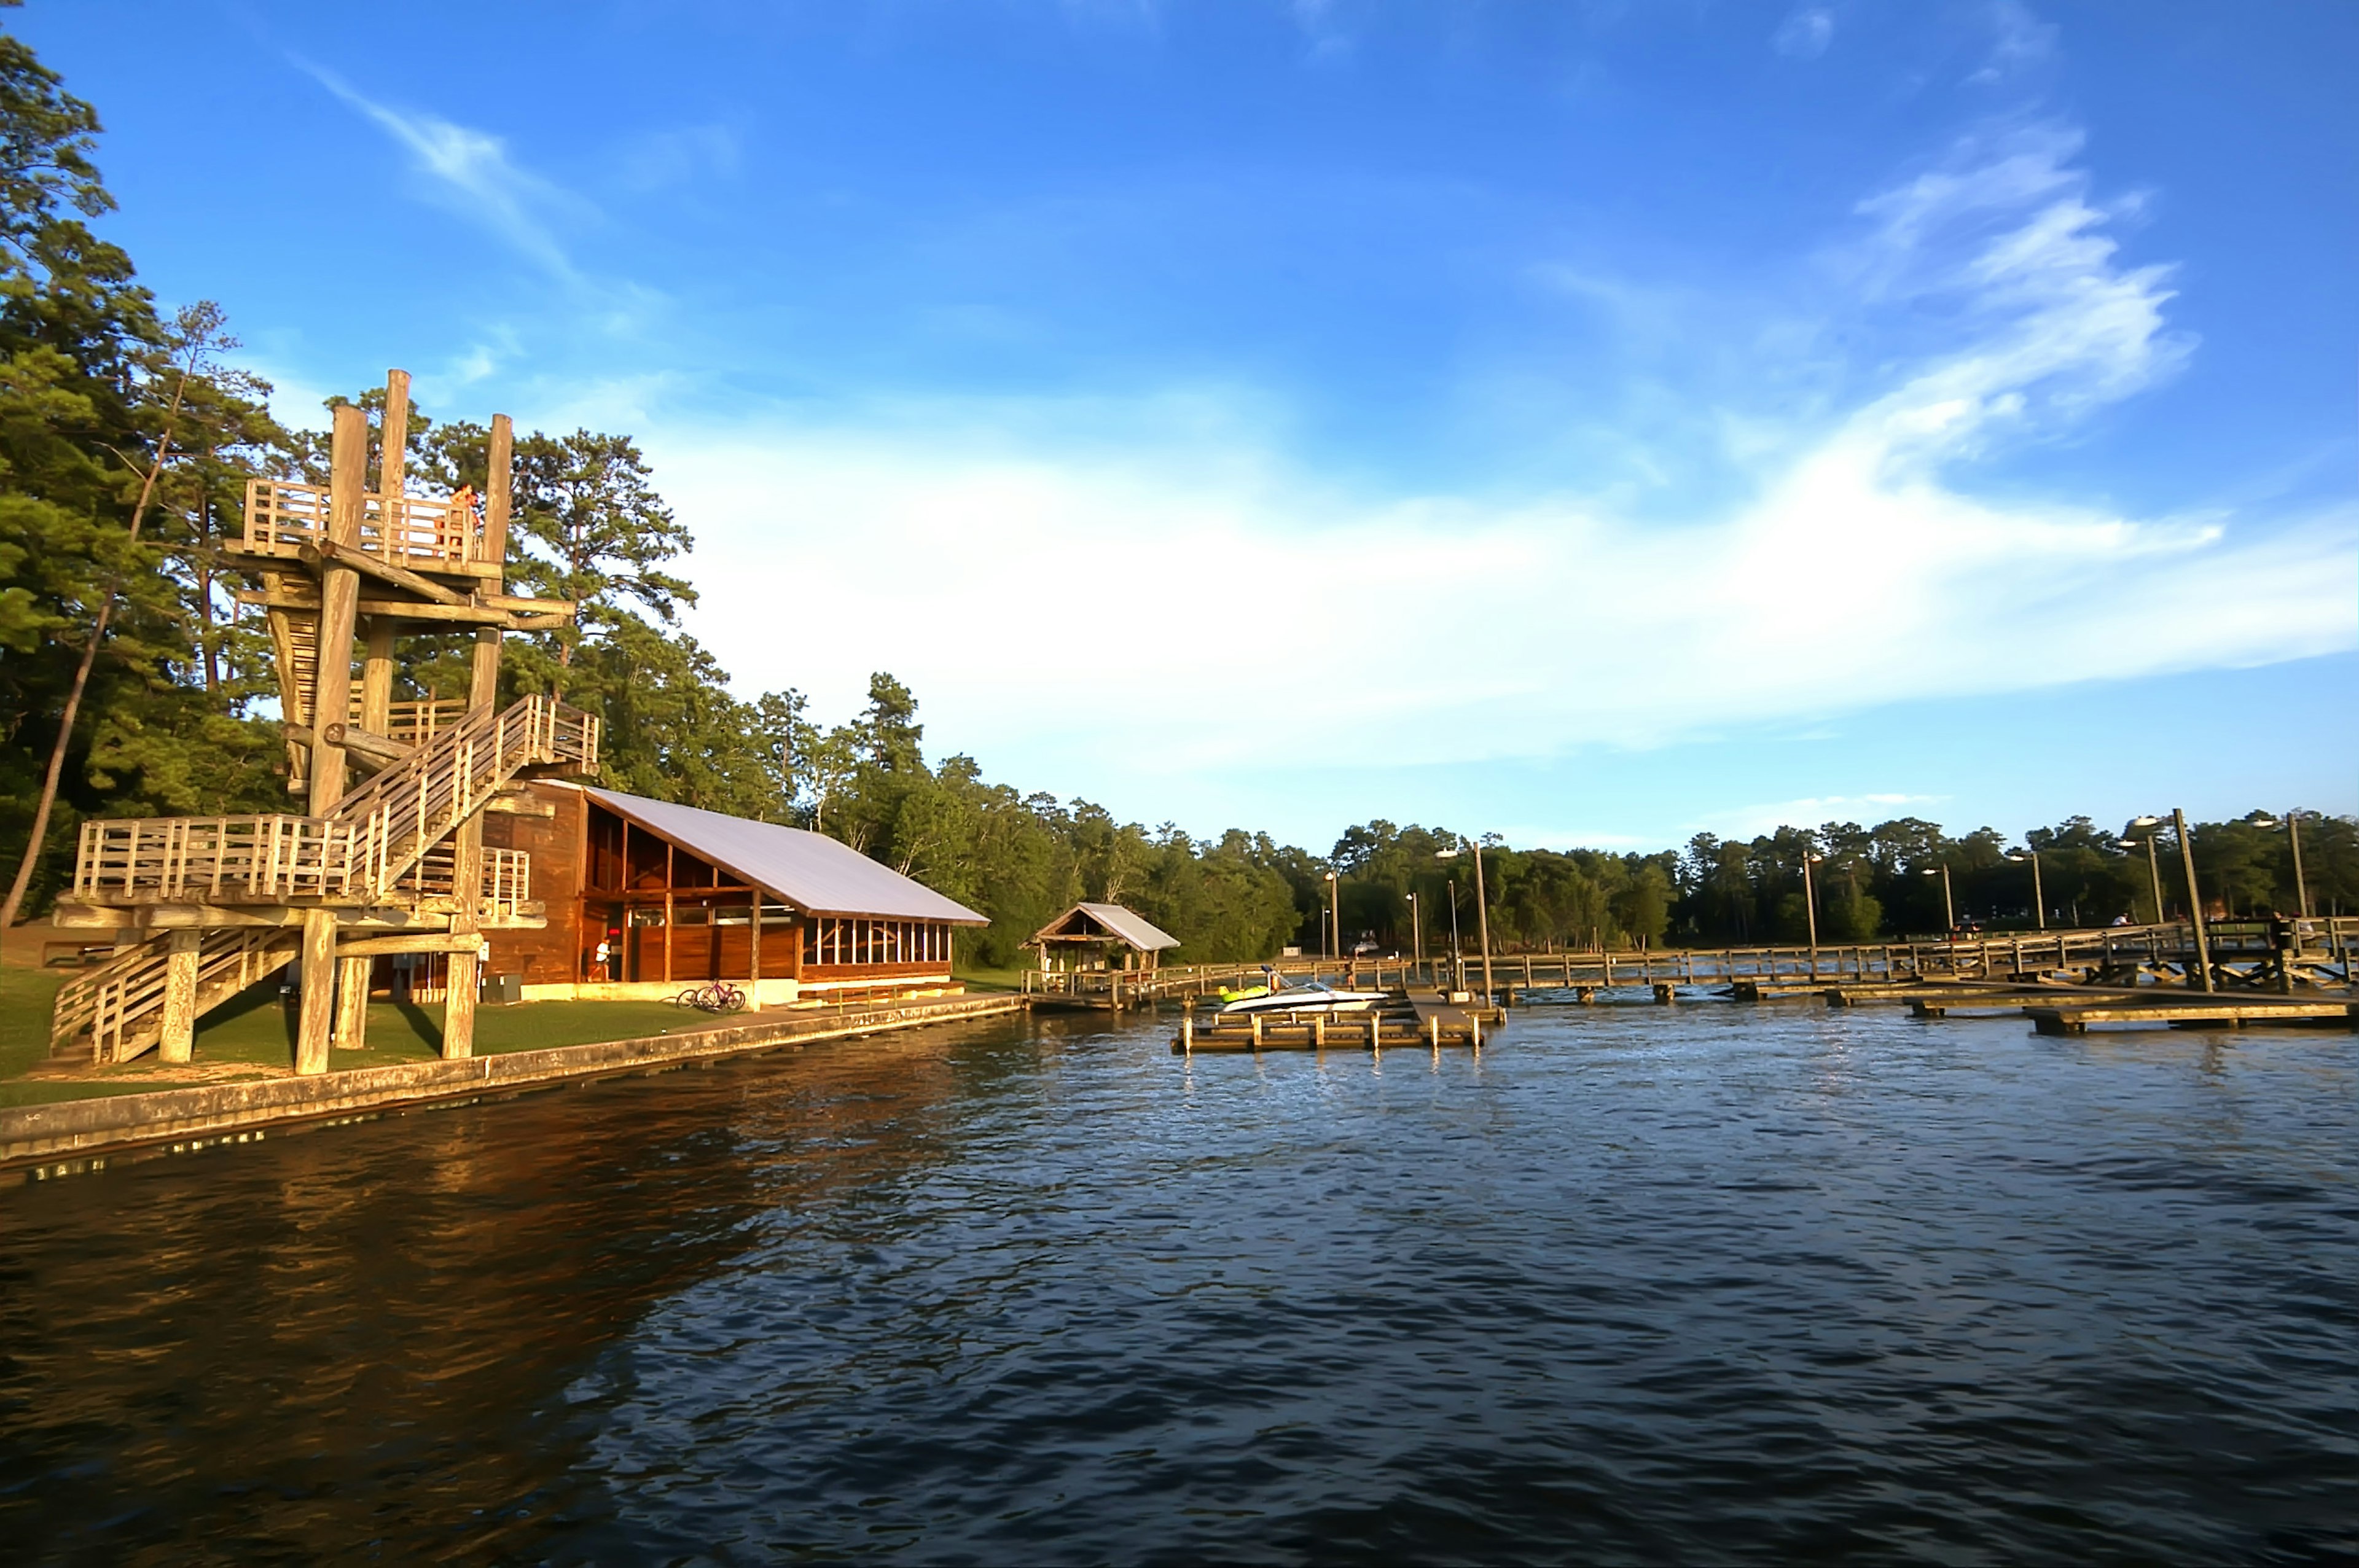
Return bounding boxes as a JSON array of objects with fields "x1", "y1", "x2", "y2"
[{"x1": 2, "y1": 23, "x2": 2351, "y2": 965}]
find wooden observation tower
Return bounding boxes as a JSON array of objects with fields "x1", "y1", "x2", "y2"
[{"x1": 48, "y1": 371, "x2": 599, "y2": 1072}]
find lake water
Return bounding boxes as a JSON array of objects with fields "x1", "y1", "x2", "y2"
[{"x1": 4, "y1": 1002, "x2": 2354, "y2": 1563}]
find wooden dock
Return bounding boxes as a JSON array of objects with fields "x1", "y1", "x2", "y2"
[
  {"x1": 2028, "y1": 999, "x2": 2358, "y2": 1034},
  {"x1": 1172, "y1": 991, "x2": 1502, "y2": 1053}
]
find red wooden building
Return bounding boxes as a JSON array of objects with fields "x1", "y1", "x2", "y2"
[{"x1": 473, "y1": 782, "x2": 987, "y2": 1005}]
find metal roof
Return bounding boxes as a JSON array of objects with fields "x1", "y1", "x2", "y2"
[
  {"x1": 1031, "y1": 902, "x2": 1181, "y2": 951},
  {"x1": 585, "y1": 787, "x2": 988, "y2": 924}
]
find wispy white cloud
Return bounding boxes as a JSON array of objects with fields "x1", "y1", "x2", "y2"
[
  {"x1": 615, "y1": 120, "x2": 2350, "y2": 790},
  {"x1": 1968, "y1": 0, "x2": 2057, "y2": 85},
  {"x1": 1773, "y1": 6, "x2": 1834, "y2": 61},
  {"x1": 298, "y1": 61, "x2": 592, "y2": 281},
  {"x1": 617, "y1": 123, "x2": 741, "y2": 192}
]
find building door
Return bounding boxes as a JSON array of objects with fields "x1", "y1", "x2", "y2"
[{"x1": 585, "y1": 904, "x2": 623, "y2": 982}]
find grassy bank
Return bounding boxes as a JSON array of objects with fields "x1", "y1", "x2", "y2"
[{"x1": 2, "y1": 966, "x2": 789, "y2": 1107}]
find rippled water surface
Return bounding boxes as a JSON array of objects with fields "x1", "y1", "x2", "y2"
[{"x1": 5, "y1": 1004, "x2": 2356, "y2": 1564}]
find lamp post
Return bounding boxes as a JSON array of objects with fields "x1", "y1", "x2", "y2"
[
  {"x1": 2126, "y1": 816, "x2": 2165, "y2": 926},
  {"x1": 1447, "y1": 878, "x2": 1463, "y2": 989},
  {"x1": 2290, "y1": 810, "x2": 2311, "y2": 919},
  {"x1": 2006, "y1": 848, "x2": 2046, "y2": 931},
  {"x1": 1801, "y1": 847, "x2": 1822, "y2": 980},
  {"x1": 2251, "y1": 812, "x2": 2312, "y2": 919},
  {"x1": 1922, "y1": 863, "x2": 1954, "y2": 934},
  {"x1": 1438, "y1": 838, "x2": 1495, "y2": 1004},
  {"x1": 1324, "y1": 870, "x2": 1339, "y2": 970},
  {"x1": 1407, "y1": 890, "x2": 1422, "y2": 975}
]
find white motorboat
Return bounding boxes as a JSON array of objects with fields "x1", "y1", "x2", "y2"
[{"x1": 1216, "y1": 971, "x2": 1391, "y2": 1015}]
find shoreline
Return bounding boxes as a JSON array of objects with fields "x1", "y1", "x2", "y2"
[{"x1": 2, "y1": 991, "x2": 1028, "y2": 1176}]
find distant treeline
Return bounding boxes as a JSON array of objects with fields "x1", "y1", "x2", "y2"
[{"x1": 2, "y1": 29, "x2": 2349, "y2": 963}]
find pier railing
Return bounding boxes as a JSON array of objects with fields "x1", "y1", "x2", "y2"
[{"x1": 1020, "y1": 920, "x2": 2358, "y2": 1005}]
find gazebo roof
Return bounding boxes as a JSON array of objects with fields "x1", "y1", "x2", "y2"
[{"x1": 1030, "y1": 902, "x2": 1181, "y2": 952}]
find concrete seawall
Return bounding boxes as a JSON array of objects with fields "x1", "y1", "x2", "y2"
[{"x1": 4, "y1": 993, "x2": 1028, "y2": 1173}]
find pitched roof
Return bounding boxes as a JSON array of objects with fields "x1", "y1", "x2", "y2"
[
  {"x1": 1031, "y1": 902, "x2": 1181, "y2": 951},
  {"x1": 585, "y1": 787, "x2": 987, "y2": 924}
]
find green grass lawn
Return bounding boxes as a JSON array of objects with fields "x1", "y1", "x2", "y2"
[
  {"x1": 2, "y1": 963, "x2": 765, "y2": 1107},
  {"x1": 952, "y1": 964, "x2": 1028, "y2": 992}
]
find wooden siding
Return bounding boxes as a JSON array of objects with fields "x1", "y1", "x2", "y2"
[
  {"x1": 483, "y1": 787, "x2": 587, "y2": 986},
  {"x1": 483, "y1": 785, "x2": 958, "y2": 989}
]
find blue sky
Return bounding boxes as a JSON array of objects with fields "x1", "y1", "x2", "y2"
[{"x1": 19, "y1": 1, "x2": 2357, "y2": 850}]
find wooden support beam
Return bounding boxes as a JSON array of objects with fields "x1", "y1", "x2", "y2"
[
  {"x1": 443, "y1": 940, "x2": 480, "y2": 1059},
  {"x1": 238, "y1": 587, "x2": 561, "y2": 628},
  {"x1": 476, "y1": 592, "x2": 575, "y2": 615},
  {"x1": 295, "y1": 909, "x2": 337, "y2": 1075},
  {"x1": 381, "y1": 369, "x2": 409, "y2": 496},
  {"x1": 157, "y1": 929, "x2": 200, "y2": 1064},
  {"x1": 334, "y1": 954, "x2": 371, "y2": 1050},
  {"x1": 747, "y1": 888, "x2": 764, "y2": 1011},
  {"x1": 326, "y1": 722, "x2": 413, "y2": 767},
  {"x1": 334, "y1": 932, "x2": 485, "y2": 958},
  {"x1": 361, "y1": 616, "x2": 394, "y2": 733},
  {"x1": 299, "y1": 540, "x2": 469, "y2": 605},
  {"x1": 469, "y1": 412, "x2": 512, "y2": 728},
  {"x1": 308, "y1": 405, "x2": 366, "y2": 814},
  {"x1": 485, "y1": 413, "x2": 511, "y2": 586},
  {"x1": 221, "y1": 543, "x2": 504, "y2": 581}
]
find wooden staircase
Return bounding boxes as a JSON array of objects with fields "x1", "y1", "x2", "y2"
[
  {"x1": 323, "y1": 694, "x2": 596, "y2": 898},
  {"x1": 69, "y1": 695, "x2": 597, "y2": 909},
  {"x1": 51, "y1": 927, "x2": 303, "y2": 1064},
  {"x1": 49, "y1": 375, "x2": 584, "y2": 1074}
]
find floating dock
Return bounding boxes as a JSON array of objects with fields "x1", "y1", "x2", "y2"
[{"x1": 1172, "y1": 992, "x2": 1503, "y2": 1053}]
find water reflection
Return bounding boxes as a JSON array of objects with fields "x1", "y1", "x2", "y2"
[{"x1": 3, "y1": 1007, "x2": 2353, "y2": 1563}]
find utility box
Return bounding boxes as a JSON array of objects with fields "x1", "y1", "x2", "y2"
[{"x1": 485, "y1": 972, "x2": 522, "y2": 1006}]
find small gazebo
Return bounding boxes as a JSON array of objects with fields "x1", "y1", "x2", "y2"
[{"x1": 1028, "y1": 902, "x2": 1180, "y2": 973}]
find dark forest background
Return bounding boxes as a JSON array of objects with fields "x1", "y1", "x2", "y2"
[{"x1": 4, "y1": 21, "x2": 2352, "y2": 967}]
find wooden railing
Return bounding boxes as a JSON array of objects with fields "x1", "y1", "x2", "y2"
[
  {"x1": 353, "y1": 696, "x2": 471, "y2": 745},
  {"x1": 242, "y1": 478, "x2": 488, "y2": 571},
  {"x1": 69, "y1": 696, "x2": 597, "y2": 907},
  {"x1": 73, "y1": 815, "x2": 359, "y2": 902},
  {"x1": 329, "y1": 696, "x2": 596, "y2": 897},
  {"x1": 1020, "y1": 921, "x2": 2359, "y2": 1005},
  {"x1": 399, "y1": 844, "x2": 534, "y2": 922},
  {"x1": 50, "y1": 927, "x2": 302, "y2": 1063}
]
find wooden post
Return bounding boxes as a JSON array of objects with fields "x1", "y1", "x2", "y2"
[
  {"x1": 157, "y1": 929, "x2": 201, "y2": 1064},
  {"x1": 2175, "y1": 808, "x2": 2215, "y2": 993},
  {"x1": 746, "y1": 889, "x2": 763, "y2": 1011},
  {"x1": 334, "y1": 954, "x2": 370, "y2": 1049},
  {"x1": 1250, "y1": 1012, "x2": 1263, "y2": 1049},
  {"x1": 360, "y1": 619, "x2": 394, "y2": 735},
  {"x1": 444, "y1": 938, "x2": 479, "y2": 1059},
  {"x1": 1428, "y1": 1012, "x2": 1441, "y2": 1051},
  {"x1": 1313, "y1": 1013, "x2": 1326, "y2": 1050},
  {"x1": 1181, "y1": 1007, "x2": 1193, "y2": 1053},
  {"x1": 439, "y1": 412, "x2": 513, "y2": 1064},
  {"x1": 358, "y1": 370, "x2": 407, "y2": 739},
  {"x1": 381, "y1": 369, "x2": 410, "y2": 496},
  {"x1": 308, "y1": 405, "x2": 367, "y2": 814},
  {"x1": 295, "y1": 909, "x2": 337, "y2": 1075}
]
